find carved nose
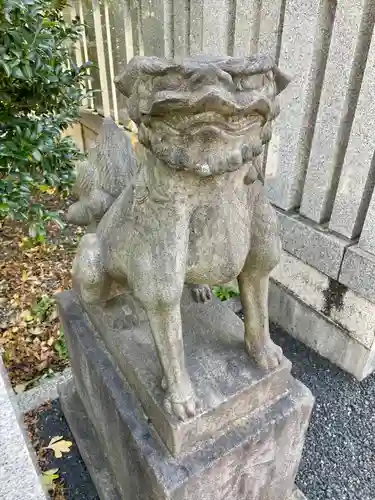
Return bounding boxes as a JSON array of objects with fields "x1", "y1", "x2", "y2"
[{"x1": 189, "y1": 66, "x2": 233, "y2": 90}]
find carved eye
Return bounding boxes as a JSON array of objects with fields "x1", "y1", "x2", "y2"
[
  {"x1": 239, "y1": 74, "x2": 265, "y2": 91},
  {"x1": 153, "y1": 73, "x2": 185, "y2": 91}
]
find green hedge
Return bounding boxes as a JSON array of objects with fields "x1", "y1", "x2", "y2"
[{"x1": 0, "y1": 0, "x2": 91, "y2": 239}]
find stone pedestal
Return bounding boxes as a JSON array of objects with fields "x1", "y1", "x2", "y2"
[{"x1": 57, "y1": 290, "x2": 313, "y2": 500}]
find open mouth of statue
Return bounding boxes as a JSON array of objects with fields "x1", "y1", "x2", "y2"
[{"x1": 152, "y1": 111, "x2": 263, "y2": 136}]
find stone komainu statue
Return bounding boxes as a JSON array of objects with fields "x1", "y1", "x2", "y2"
[{"x1": 69, "y1": 55, "x2": 289, "y2": 421}]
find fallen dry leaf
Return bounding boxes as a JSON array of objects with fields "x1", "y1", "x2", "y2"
[
  {"x1": 0, "y1": 194, "x2": 75, "y2": 387},
  {"x1": 14, "y1": 383, "x2": 27, "y2": 394},
  {"x1": 46, "y1": 436, "x2": 73, "y2": 458}
]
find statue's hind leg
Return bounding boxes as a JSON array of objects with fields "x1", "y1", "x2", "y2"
[
  {"x1": 72, "y1": 233, "x2": 112, "y2": 305},
  {"x1": 238, "y1": 189, "x2": 283, "y2": 370}
]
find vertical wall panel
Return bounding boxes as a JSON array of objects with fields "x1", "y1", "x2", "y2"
[
  {"x1": 204, "y1": 0, "x2": 231, "y2": 55},
  {"x1": 233, "y1": 0, "x2": 262, "y2": 56},
  {"x1": 173, "y1": 0, "x2": 190, "y2": 56},
  {"x1": 264, "y1": 0, "x2": 323, "y2": 210},
  {"x1": 358, "y1": 176, "x2": 375, "y2": 255},
  {"x1": 122, "y1": 0, "x2": 135, "y2": 61},
  {"x1": 104, "y1": 1, "x2": 119, "y2": 121},
  {"x1": 92, "y1": 0, "x2": 111, "y2": 116},
  {"x1": 258, "y1": 0, "x2": 285, "y2": 61},
  {"x1": 329, "y1": 0, "x2": 375, "y2": 239},
  {"x1": 300, "y1": 0, "x2": 366, "y2": 224},
  {"x1": 78, "y1": 0, "x2": 94, "y2": 109},
  {"x1": 141, "y1": 0, "x2": 172, "y2": 57}
]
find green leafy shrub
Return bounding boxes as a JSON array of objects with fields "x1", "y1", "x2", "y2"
[{"x1": 0, "y1": 0, "x2": 91, "y2": 237}]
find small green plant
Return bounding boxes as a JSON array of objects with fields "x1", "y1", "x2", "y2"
[
  {"x1": 212, "y1": 284, "x2": 240, "y2": 301},
  {"x1": 54, "y1": 327, "x2": 68, "y2": 360},
  {"x1": 31, "y1": 295, "x2": 54, "y2": 322}
]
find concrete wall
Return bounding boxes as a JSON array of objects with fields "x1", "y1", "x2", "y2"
[{"x1": 69, "y1": 0, "x2": 375, "y2": 379}]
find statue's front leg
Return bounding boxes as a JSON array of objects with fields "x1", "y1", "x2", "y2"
[
  {"x1": 146, "y1": 301, "x2": 197, "y2": 420},
  {"x1": 131, "y1": 212, "x2": 197, "y2": 421}
]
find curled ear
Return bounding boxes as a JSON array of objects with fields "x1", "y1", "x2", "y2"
[{"x1": 273, "y1": 66, "x2": 291, "y2": 95}]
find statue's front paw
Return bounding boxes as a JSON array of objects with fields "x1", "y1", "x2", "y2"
[
  {"x1": 191, "y1": 284, "x2": 212, "y2": 303},
  {"x1": 163, "y1": 379, "x2": 198, "y2": 421},
  {"x1": 246, "y1": 340, "x2": 283, "y2": 371}
]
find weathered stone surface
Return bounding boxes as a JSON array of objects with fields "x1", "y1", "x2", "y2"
[
  {"x1": 269, "y1": 278, "x2": 375, "y2": 381},
  {"x1": 289, "y1": 489, "x2": 307, "y2": 500},
  {"x1": 62, "y1": 123, "x2": 85, "y2": 153},
  {"x1": 299, "y1": 1, "x2": 365, "y2": 224},
  {"x1": 339, "y1": 244, "x2": 375, "y2": 304},
  {"x1": 265, "y1": 0, "x2": 321, "y2": 210},
  {"x1": 140, "y1": 0, "x2": 172, "y2": 57},
  {"x1": 17, "y1": 367, "x2": 72, "y2": 414},
  {"x1": 271, "y1": 251, "x2": 375, "y2": 350},
  {"x1": 258, "y1": 0, "x2": 284, "y2": 60},
  {"x1": 66, "y1": 117, "x2": 136, "y2": 230},
  {"x1": 58, "y1": 290, "x2": 313, "y2": 500},
  {"x1": 60, "y1": 378, "x2": 312, "y2": 500},
  {"x1": 58, "y1": 290, "x2": 292, "y2": 455},
  {"x1": 359, "y1": 188, "x2": 375, "y2": 255},
  {"x1": 328, "y1": 2, "x2": 375, "y2": 239},
  {"x1": 59, "y1": 382, "x2": 121, "y2": 500},
  {"x1": 71, "y1": 55, "x2": 290, "y2": 422},
  {"x1": 232, "y1": 0, "x2": 262, "y2": 56},
  {"x1": 277, "y1": 210, "x2": 350, "y2": 280},
  {"x1": 0, "y1": 359, "x2": 47, "y2": 500}
]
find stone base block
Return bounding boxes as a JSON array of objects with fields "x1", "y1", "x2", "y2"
[
  {"x1": 269, "y1": 250, "x2": 375, "y2": 380},
  {"x1": 57, "y1": 290, "x2": 313, "y2": 500},
  {"x1": 60, "y1": 380, "x2": 308, "y2": 500}
]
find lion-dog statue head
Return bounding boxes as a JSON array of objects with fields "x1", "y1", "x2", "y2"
[{"x1": 115, "y1": 55, "x2": 289, "y2": 178}]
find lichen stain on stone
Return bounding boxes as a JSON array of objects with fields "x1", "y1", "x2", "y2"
[{"x1": 322, "y1": 278, "x2": 347, "y2": 317}]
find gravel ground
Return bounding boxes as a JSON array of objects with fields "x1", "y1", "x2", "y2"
[
  {"x1": 29, "y1": 324, "x2": 375, "y2": 500},
  {"x1": 271, "y1": 326, "x2": 375, "y2": 500}
]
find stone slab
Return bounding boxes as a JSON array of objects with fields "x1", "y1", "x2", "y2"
[
  {"x1": 59, "y1": 381, "x2": 312, "y2": 500},
  {"x1": 339, "y1": 244, "x2": 375, "y2": 304},
  {"x1": 289, "y1": 489, "x2": 307, "y2": 500},
  {"x1": 359, "y1": 187, "x2": 375, "y2": 254},
  {"x1": 265, "y1": 0, "x2": 321, "y2": 210},
  {"x1": 58, "y1": 316, "x2": 313, "y2": 500},
  {"x1": 232, "y1": 0, "x2": 261, "y2": 56},
  {"x1": 328, "y1": 2, "x2": 375, "y2": 239},
  {"x1": 258, "y1": 0, "x2": 284, "y2": 61},
  {"x1": 299, "y1": 0, "x2": 365, "y2": 224},
  {"x1": 57, "y1": 290, "x2": 292, "y2": 456},
  {"x1": 62, "y1": 123, "x2": 85, "y2": 153},
  {"x1": 0, "y1": 359, "x2": 47, "y2": 500},
  {"x1": 59, "y1": 381, "x2": 121, "y2": 500},
  {"x1": 60, "y1": 379, "x2": 310, "y2": 500},
  {"x1": 272, "y1": 250, "x2": 375, "y2": 350},
  {"x1": 269, "y1": 278, "x2": 375, "y2": 381},
  {"x1": 17, "y1": 367, "x2": 72, "y2": 414},
  {"x1": 277, "y1": 210, "x2": 350, "y2": 280}
]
